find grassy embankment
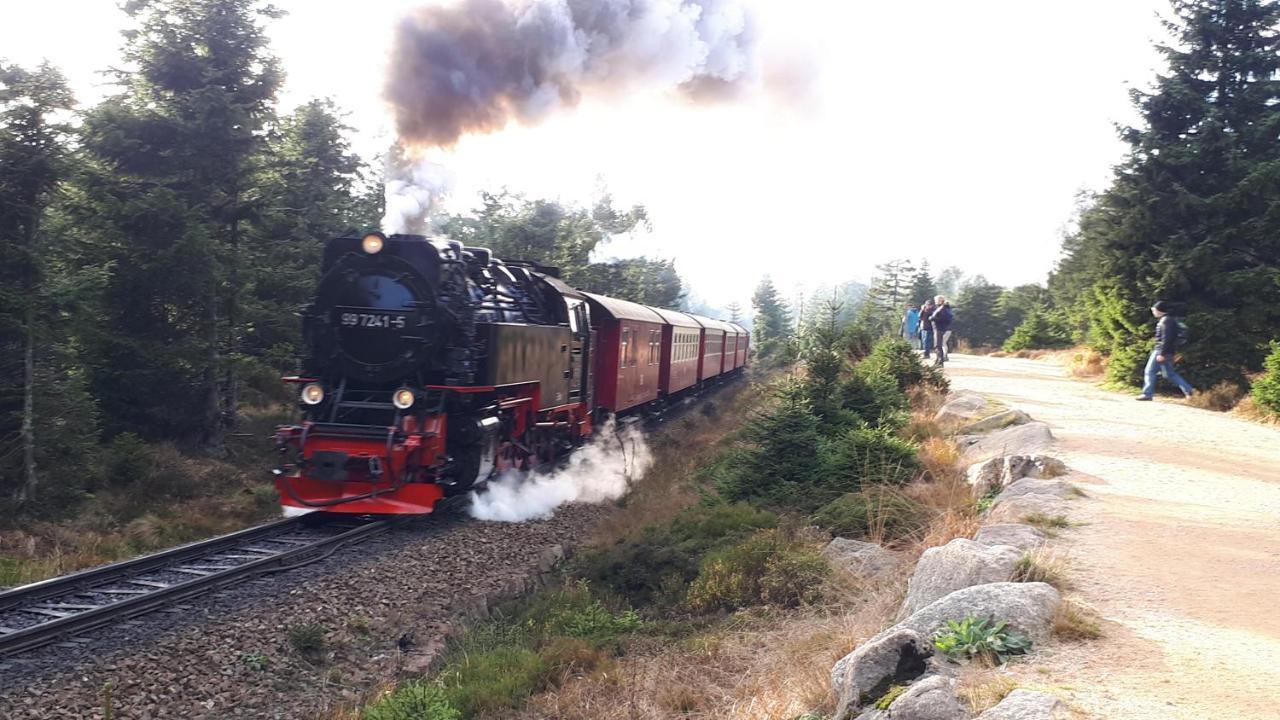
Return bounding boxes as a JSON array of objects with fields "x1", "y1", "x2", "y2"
[
  {"x1": 0, "y1": 406, "x2": 289, "y2": 587},
  {"x1": 346, "y1": 339, "x2": 989, "y2": 720}
]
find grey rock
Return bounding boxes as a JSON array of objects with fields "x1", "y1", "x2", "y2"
[
  {"x1": 975, "y1": 689, "x2": 1068, "y2": 719},
  {"x1": 986, "y1": 494, "x2": 1069, "y2": 525},
  {"x1": 958, "y1": 409, "x2": 1030, "y2": 434},
  {"x1": 1025, "y1": 455, "x2": 1068, "y2": 479},
  {"x1": 960, "y1": 423, "x2": 1055, "y2": 463},
  {"x1": 893, "y1": 582, "x2": 1061, "y2": 646},
  {"x1": 973, "y1": 524, "x2": 1047, "y2": 552},
  {"x1": 884, "y1": 675, "x2": 968, "y2": 720},
  {"x1": 998, "y1": 478, "x2": 1074, "y2": 501},
  {"x1": 831, "y1": 628, "x2": 932, "y2": 712},
  {"x1": 824, "y1": 538, "x2": 905, "y2": 580},
  {"x1": 965, "y1": 457, "x2": 1005, "y2": 497},
  {"x1": 935, "y1": 393, "x2": 988, "y2": 425},
  {"x1": 900, "y1": 539, "x2": 1022, "y2": 619}
]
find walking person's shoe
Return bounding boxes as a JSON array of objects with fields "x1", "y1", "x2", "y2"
[
  {"x1": 1135, "y1": 395, "x2": 1153, "y2": 401},
  {"x1": 1182, "y1": 390, "x2": 1195, "y2": 400}
]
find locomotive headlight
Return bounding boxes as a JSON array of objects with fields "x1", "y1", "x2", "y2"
[
  {"x1": 362, "y1": 232, "x2": 385, "y2": 254},
  {"x1": 392, "y1": 387, "x2": 416, "y2": 410},
  {"x1": 300, "y1": 383, "x2": 325, "y2": 405}
]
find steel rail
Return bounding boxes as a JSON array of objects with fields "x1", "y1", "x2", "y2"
[{"x1": 0, "y1": 516, "x2": 397, "y2": 657}]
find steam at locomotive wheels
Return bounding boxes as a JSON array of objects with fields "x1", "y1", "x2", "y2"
[{"x1": 273, "y1": 232, "x2": 748, "y2": 515}]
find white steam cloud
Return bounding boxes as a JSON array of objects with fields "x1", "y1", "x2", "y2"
[
  {"x1": 382, "y1": 145, "x2": 452, "y2": 235},
  {"x1": 468, "y1": 419, "x2": 653, "y2": 522}
]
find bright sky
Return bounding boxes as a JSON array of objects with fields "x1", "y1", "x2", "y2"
[{"x1": 5, "y1": 0, "x2": 1170, "y2": 309}]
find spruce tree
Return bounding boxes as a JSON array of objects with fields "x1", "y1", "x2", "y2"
[
  {"x1": 954, "y1": 277, "x2": 1006, "y2": 348},
  {"x1": 75, "y1": 0, "x2": 282, "y2": 445},
  {"x1": 909, "y1": 264, "x2": 938, "y2": 306},
  {"x1": 0, "y1": 62, "x2": 75, "y2": 505},
  {"x1": 750, "y1": 275, "x2": 793, "y2": 355},
  {"x1": 1059, "y1": 0, "x2": 1280, "y2": 384}
]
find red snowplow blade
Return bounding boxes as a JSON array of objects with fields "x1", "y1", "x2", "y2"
[{"x1": 276, "y1": 475, "x2": 445, "y2": 515}]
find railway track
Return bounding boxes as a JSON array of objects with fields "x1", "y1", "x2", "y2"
[{"x1": 0, "y1": 514, "x2": 398, "y2": 658}]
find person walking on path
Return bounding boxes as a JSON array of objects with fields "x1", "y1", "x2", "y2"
[
  {"x1": 919, "y1": 298, "x2": 936, "y2": 359},
  {"x1": 900, "y1": 304, "x2": 921, "y2": 349},
  {"x1": 930, "y1": 295, "x2": 954, "y2": 366},
  {"x1": 1136, "y1": 300, "x2": 1195, "y2": 401}
]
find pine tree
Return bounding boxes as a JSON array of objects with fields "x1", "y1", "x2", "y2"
[
  {"x1": 862, "y1": 259, "x2": 916, "y2": 335},
  {"x1": 955, "y1": 277, "x2": 1006, "y2": 348},
  {"x1": 0, "y1": 62, "x2": 75, "y2": 505},
  {"x1": 75, "y1": 0, "x2": 283, "y2": 446},
  {"x1": 726, "y1": 301, "x2": 742, "y2": 323},
  {"x1": 1057, "y1": 0, "x2": 1280, "y2": 384},
  {"x1": 908, "y1": 263, "x2": 937, "y2": 306},
  {"x1": 750, "y1": 275, "x2": 793, "y2": 356}
]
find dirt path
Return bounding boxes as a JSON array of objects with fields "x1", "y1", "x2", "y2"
[{"x1": 944, "y1": 354, "x2": 1280, "y2": 720}]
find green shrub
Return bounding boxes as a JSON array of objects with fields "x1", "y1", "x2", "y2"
[
  {"x1": 439, "y1": 646, "x2": 548, "y2": 717},
  {"x1": 104, "y1": 433, "x2": 150, "y2": 488},
  {"x1": 685, "y1": 529, "x2": 828, "y2": 612},
  {"x1": 286, "y1": 621, "x2": 327, "y2": 657},
  {"x1": 574, "y1": 502, "x2": 778, "y2": 607},
  {"x1": 820, "y1": 426, "x2": 920, "y2": 496},
  {"x1": 526, "y1": 581, "x2": 643, "y2": 641},
  {"x1": 713, "y1": 379, "x2": 824, "y2": 507},
  {"x1": 858, "y1": 338, "x2": 948, "y2": 393},
  {"x1": 811, "y1": 488, "x2": 928, "y2": 541},
  {"x1": 932, "y1": 616, "x2": 1031, "y2": 665},
  {"x1": 838, "y1": 369, "x2": 907, "y2": 429},
  {"x1": 1002, "y1": 311, "x2": 1069, "y2": 352},
  {"x1": 362, "y1": 681, "x2": 460, "y2": 720},
  {"x1": 1252, "y1": 341, "x2": 1280, "y2": 416}
]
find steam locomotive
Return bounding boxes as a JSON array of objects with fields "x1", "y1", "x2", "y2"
[{"x1": 273, "y1": 232, "x2": 748, "y2": 515}]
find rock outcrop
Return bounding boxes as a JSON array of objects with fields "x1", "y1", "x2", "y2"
[
  {"x1": 960, "y1": 423, "x2": 1054, "y2": 463},
  {"x1": 974, "y1": 689, "x2": 1069, "y2": 719},
  {"x1": 967, "y1": 455, "x2": 1069, "y2": 497},
  {"x1": 998, "y1": 478, "x2": 1074, "y2": 501},
  {"x1": 986, "y1": 494, "x2": 1069, "y2": 525},
  {"x1": 958, "y1": 409, "x2": 1030, "y2": 434},
  {"x1": 824, "y1": 538, "x2": 905, "y2": 581},
  {"x1": 973, "y1": 523, "x2": 1047, "y2": 552},
  {"x1": 893, "y1": 582, "x2": 1061, "y2": 645},
  {"x1": 935, "y1": 392, "x2": 988, "y2": 425},
  {"x1": 831, "y1": 628, "x2": 932, "y2": 713},
  {"x1": 900, "y1": 539, "x2": 1022, "y2": 618},
  {"x1": 879, "y1": 675, "x2": 968, "y2": 720}
]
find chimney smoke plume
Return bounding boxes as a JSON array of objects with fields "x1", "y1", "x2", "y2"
[{"x1": 386, "y1": 0, "x2": 757, "y2": 148}]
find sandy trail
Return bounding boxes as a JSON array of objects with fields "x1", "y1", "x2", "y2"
[{"x1": 944, "y1": 354, "x2": 1280, "y2": 719}]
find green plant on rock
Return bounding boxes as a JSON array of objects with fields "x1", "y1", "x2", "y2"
[
  {"x1": 933, "y1": 616, "x2": 1031, "y2": 665},
  {"x1": 240, "y1": 651, "x2": 270, "y2": 671},
  {"x1": 874, "y1": 684, "x2": 908, "y2": 710},
  {"x1": 362, "y1": 681, "x2": 460, "y2": 720},
  {"x1": 1252, "y1": 341, "x2": 1280, "y2": 416}
]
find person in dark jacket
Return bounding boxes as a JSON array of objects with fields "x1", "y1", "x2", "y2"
[
  {"x1": 918, "y1": 298, "x2": 936, "y2": 359},
  {"x1": 930, "y1": 295, "x2": 954, "y2": 366},
  {"x1": 1136, "y1": 300, "x2": 1194, "y2": 401}
]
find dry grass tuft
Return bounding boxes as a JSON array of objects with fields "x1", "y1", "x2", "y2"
[
  {"x1": 1187, "y1": 381, "x2": 1247, "y2": 412},
  {"x1": 1012, "y1": 549, "x2": 1072, "y2": 590},
  {"x1": 955, "y1": 670, "x2": 1018, "y2": 713},
  {"x1": 1068, "y1": 348, "x2": 1106, "y2": 378},
  {"x1": 1233, "y1": 395, "x2": 1280, "y2": 425},
  {"x1": 1053, "y1": 599, "x2": 1104, "y2": 641},
  {"x1": 917, "y1": 437, "x2": 961, "y2": 483},
  {"x1": 526, "y1": 587, "x2": 902, "y2": 720}
]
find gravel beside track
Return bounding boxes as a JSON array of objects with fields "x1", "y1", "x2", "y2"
[{"x1": 0, "y1": 502, "x2": 609, "y2": 719}]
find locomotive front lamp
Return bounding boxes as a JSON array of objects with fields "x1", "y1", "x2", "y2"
[
  {"x1": 362, "y1": 233, "x2": 385, "y2": 254},
  {"x1": 301, "y1": 382, "x2": 325, "y2": 405},
  {"x1": 392, "y1": 387, "x2": 416, "y2": 410}
]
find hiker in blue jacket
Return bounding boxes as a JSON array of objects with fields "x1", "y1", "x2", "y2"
[
  {"x1": 900, "y1": 304, "x2": 921, "y2": 349},
  {"x1": 1136, "y1": 300, "x2": 1194, "y2": 401},
  {"x1": 930, "y1": 295, "x2": 954, "y2": 366}
]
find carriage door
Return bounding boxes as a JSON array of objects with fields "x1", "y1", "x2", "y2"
[{"x1": 567, "y1": 300, "x2": 591, "y2": 407}]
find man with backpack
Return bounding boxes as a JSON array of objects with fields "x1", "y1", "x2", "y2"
[
  {"x1": 1136, "y1": 300, "x2": 1195, "y2": 401},
  {"x1": 930, "y1": 295, "x2": 954, "y2": 366}
]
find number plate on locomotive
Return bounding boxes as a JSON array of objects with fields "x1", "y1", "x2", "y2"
[{"x1": 335, "y1": 307, "x2": 408, "y2": 330}]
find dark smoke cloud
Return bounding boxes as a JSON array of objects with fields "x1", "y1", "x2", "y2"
[{"x1": 386, "y1": 0, "x2": 757, "y2": 147}]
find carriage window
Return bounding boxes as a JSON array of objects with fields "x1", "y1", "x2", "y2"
[
  {"x1": 620, "y1": 330, "x2": 630, "y2": 369},
  {"x1": 627, "y1": 329, "x2": 638, "y2": 367}
]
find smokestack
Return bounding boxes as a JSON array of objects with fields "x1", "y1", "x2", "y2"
[{"x1": 385, "y1": 0, "x2": 758, "y2": 148}]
